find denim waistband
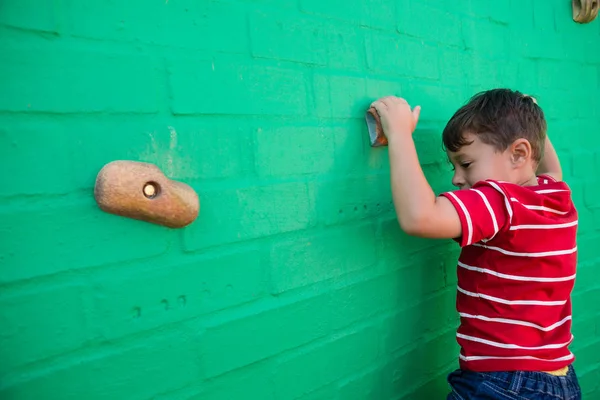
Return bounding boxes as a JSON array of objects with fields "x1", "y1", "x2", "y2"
[{"x1": 475, "y1": 365, "x2": 580, "y2": 398}]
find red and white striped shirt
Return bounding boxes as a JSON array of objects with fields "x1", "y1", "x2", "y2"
[{"x1": 441, "y1": 175, "x2": 578, "y2": 372}]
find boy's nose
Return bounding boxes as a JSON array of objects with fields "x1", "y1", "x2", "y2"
[{"x1": 452, "y1": 173, "x2": 465, "y2": 189}]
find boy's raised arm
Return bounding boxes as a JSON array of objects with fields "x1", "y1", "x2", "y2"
[
  {"x1": 537, "y1": 136, "x2": 562, "y2": 181},
  {"x1": 371, "y1": 97, "x2": 462, "y2": 239}
]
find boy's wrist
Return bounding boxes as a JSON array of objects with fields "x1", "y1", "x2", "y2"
[{"x1": 386, "y1": 132, "x2": 413, "y2": 146}]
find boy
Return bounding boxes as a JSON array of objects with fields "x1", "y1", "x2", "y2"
[{"x1": 371, "y1": 89, "x2": 581, "y2": 399}]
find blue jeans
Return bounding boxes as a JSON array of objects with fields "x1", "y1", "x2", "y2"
[{"x1": 447, "y1": 365, "x2": 581, "y2": 399}]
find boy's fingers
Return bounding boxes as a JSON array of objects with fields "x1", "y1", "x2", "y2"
[
  {"x1": 412, "y1": 106, "x2": 421, "y2": 125},
  {"x1": 370, "y1": 101, "x2": 388, "y2": 116}
]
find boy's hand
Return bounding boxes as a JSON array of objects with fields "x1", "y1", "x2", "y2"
[{"x1": 370, "y1": 96, "x2": 421, "y2": 141}]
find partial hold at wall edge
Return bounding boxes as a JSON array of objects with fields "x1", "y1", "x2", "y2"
[{"x1": 573, "y1": 0, "x2": 599, "y2": 23}]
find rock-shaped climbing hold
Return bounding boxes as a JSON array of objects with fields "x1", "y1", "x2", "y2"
[
  {"x1": 94, "y1": 160, "x2": 199, "y2": 228},
  {"x1": 365, "y1": 107, "x2": 388, "y2": 147}
]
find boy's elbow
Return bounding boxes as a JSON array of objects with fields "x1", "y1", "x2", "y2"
[{"x1": 398, "y1": 214, "x2": 428, "y2": 237}]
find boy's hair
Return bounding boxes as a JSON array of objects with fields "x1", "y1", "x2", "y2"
[{"x1": 442, "y1": 88, "x2": 547, "y2": 163}]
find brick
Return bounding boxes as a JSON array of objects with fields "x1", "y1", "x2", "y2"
[
  {"x1": 0, "y1": 48, "x2": 160, "y2": 113},
  {"x1": 400, "y1": 84, "x2": 469, "y2": 124},
  {"x1": 183, "y1": 182, "x2": 315, "y2": 251},
  {"x1": 313, "y1": 74, "x2": 369, "y2": 119},
  {"x1": 58, "y1": 117, "x2": 253, "y2": 191},
  {"x1": 329, "y1": 267, "x2": 447, "y2": 331},
  {"x1": 397, "y1": 2, "x2": 463, "y2": 47},
  {"x1": 254, "y1": 125, "x2": 336, "y2": 177},
  {"x1": 295, "y1": 384, "x2": 337, "y2": 400},
  {"x1": 378, "y1": 217, "x2": 458, "y2": 273},
  {"x1": 299, "y1": 0, "x2": 396, "y2": 30},
  {"x1": 0, "y1": 330, "x2": 201, "y2": 399},
  {"x1": 571, "y1": 313, "x2": 600, "y2": 347},
  {"x1": 272, "y1": 327, "x2": 380, "y2": 399},
  {"x1": 461, "y1": 18, "x2": 509, "y2": 55},
  {"x1": 571, "y1": 339, "x2": 600, "y2": 378},
  {"x1": 400, "y1": 370, "x2": 453, "y2": 400},
  {"x1": 532, "y1": 0, "x2": 556, "y2": 31},
  {"x1": 314, "y1": 174, "x2": 393, "y2": 227},
  {"x1": 365, "y1": 32, "x2": 440, "y2": 80},
  {"x1": 381, "y1": 288, "x2": 457, "y2": 355},
  {"x1": 251, "y1": 10, "x2": 366, "y2": 69},
  {"x1": 250, "y1": 11, "x2": 326, "y2": 65},
  {"x1": 536, "y1": 61, "x2": 598, "y2": 91},
  {"x1": 0, "y1": 202, "x2": 170, "y2": 283},
  {"x1": 465, "y1": 57, "x2": 520, "y2": 90},
  {"x1": 269, "y1": 223, "x2": 377, "y2": 294},
  {"x1": 572, "y1": 287, "x2": 600, "y2": 322},
  {"x1": 141, "y1": 120, "x2": 254, "y2": 181},
  {"x1": 0, "y1": 0, "x2": 58, "y2": 33},
  {"x1": 89, "y1": 249, "x2": 264, "y2": 340},
  {"x1": 0, "y1": 120, "x2": 74, "y2": 197},
  {"x1": 168, "y1": 58, "x2": 308, "y2": 116},
  {"x1": 198, "y1": 294, "x2": 331, "y2": 378},
  {"x1": 579, "y1": 368, "x2": 600, "y2": 398},
  {"x1": 0, "y1": 283, "x2": 91, "y2": 376},
  {"x1": 337, "y1": 368, "x2": 384, "y2": 400},
  {"x1": 382, "y1": 331, "x2": 457, "y2": 397},
  {"x1": 63, "y1": 0, "x2": 247, "y2": 53}
]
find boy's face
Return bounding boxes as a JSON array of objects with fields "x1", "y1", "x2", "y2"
[{"x1": 447, "y1": 133, "x2": 514, "y2": 190}]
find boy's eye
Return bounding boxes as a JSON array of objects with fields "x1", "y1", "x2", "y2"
[{"x1": 460, "y1": 162, "x2": 472, "y2": 169}]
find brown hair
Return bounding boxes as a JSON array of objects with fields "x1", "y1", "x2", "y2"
[{"x1": 442, "y1": 89, "x2": 547, "y2": 162}]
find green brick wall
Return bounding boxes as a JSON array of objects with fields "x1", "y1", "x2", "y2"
[{"x1": 1, "y1": 1, "x2": 599, "y2": 399}]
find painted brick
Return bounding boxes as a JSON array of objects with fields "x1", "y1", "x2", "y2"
[
  {"x1": 254, "y1": 125, "x2": 337, "y2": 177},
  {"x1": 57, "y1": 118, "x2": 254, "y2": 190},
  {"x1": 254, "y1": 121, "x2": 366, "y2": 178},
  {"x1": 0, "y1": 48, "x2": 160, "y2": 114},
  {"x1": 168, "y1": 58, "x2": 308, "y2": 116},
  {"x1": 0, "y1": 203, "x2": 170, "y2": 283},
  {"x1": 0, "y1": 283, "x2": 91, "y2": 376},
  {"x1": 198, "y1": 294, "x2": 331, "y2": 378},
  {"x1": 0, "y1": 0, "x2": 58, "y2": 33},
  {"x1": 337, "y1": 368, "x2": 384, "y2": 400},
  {"x1": 251, "y1": 10, "x2": 366, "y2": 69},
  {"x1": 0, "y1": 330, "x2": 202, "y2": 399},
  {"x1": 250, "y1": 11, "x2": 327, "y2": 66},
  {"x1": 2, "y1": 0, "x2": 600, "y2": 398},
  {"x1": 269, "y1": 223, "x2": 377, "y2": 294},
  {"x1": 313, "y1": 74, "x2": 370, "y2": 119},
  {"x1": 314, "y1": 174, "x2": 393, "y2": 226},
  {"x1": 365, "y1": 32, "x2": 440, "y2": 80},
  {"x1": 0, "y1": 120, "x2": 73, "y2": 197},
  {"x1": 537, "y1": 61, "x2": 598, "y2": 91},
  {"x1": 272, "y1": 327, "x2": 380, "y2": 399},
  {"x1": 183, "y1": 182, "x2": 315, "y2": 251},
  {"x1": 299, "y1": 0, "x2": 396, "y2": 30},
  {"x1": 189, "y1": 361, "x2": 276, "y2": 400},
  {"x1": 579, "y1": 368, "x2": 600, "y2": 398},
  {"x1": 89, "y1": 249, "x2": 264, "y2": 340},
  {"x1": 381, "y1": 288, "x2": 457, "y2": 355},
  {"x1": 532, "y1": 0, "x2": 556, "y2": 31},
  {"x1": 63, "y1": 0, "x2": 248, "y2": 53},
  {"x1": 400, "y1": 370, "x2": 455, "y2": 400},
  {"x1": 329, "y1": 266, "x2": 447, "y2": 330},
  {"x1": 397, "y1": 2, "x2": 463, "y2": 47},
  {"x1": 461, "y1": 18, "x2": 509, "y2": 56},
  {"x1": 382, "y1": 331, "x2": 458, "y2": 397}
]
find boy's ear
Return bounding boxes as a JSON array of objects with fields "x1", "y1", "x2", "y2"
[{"x1": 510, "y1": 138, "x2": 532, "y2": 167}]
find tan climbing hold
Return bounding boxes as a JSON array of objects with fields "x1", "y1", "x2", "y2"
[
  {"x1": 573, "y1": 0, "x2": 599, "y2": 23},
  {"x1": 94, "y1": 160, "x2": 199, "y2": 228}
]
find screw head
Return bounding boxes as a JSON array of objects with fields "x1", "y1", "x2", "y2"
[{"x1": 143, "y1": 182, "x2": 159, "y2": 198}]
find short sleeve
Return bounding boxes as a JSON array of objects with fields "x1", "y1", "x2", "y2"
[{"x1": 439, "y1": 181, "x2": 511, "y2": 247}]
